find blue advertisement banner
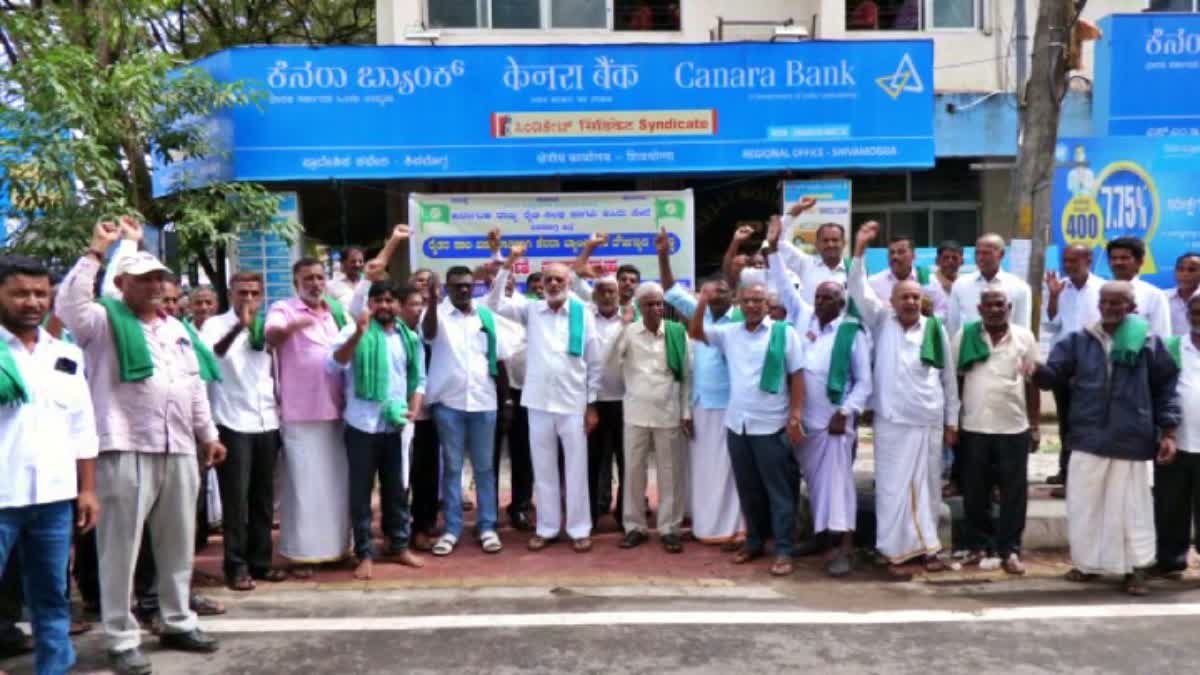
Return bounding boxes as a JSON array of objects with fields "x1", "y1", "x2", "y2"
[
  {"x1": 153, "y1": 40, "x2": 934, "y2": 192},
  {"x1": 1050, "y1": 136, "x2": 1200, "y2": 289},
  {"x1": 1094, "y1": 13, "x2": 1200, "y2": 137}
]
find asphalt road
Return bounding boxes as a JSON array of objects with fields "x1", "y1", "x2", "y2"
[{"x1": 7, "y1": 576, "x2": 1200, "y2": 675}]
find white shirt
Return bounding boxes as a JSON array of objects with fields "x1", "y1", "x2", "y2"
[
  {"x1": 799, "y1": 315, "x2": 873, "y2": 432},
  {"x1": 704, "y1": 319, "x2": 804, "y2": 434},
  {"x1": 606, "y1": 321, "x2": 692, "y2": 427},
  {"x1": 952, "y1": 324, "x2": 1039, "y2": 434},
  {"x1": 777, "y1": 216, "x2": 849, "y2": 304},
  {"x1": 1131, "y1": 277, "x2": 1172, "y2": 338},
  {"x1": 325, "y1": 275, "x2": 359, "y2": 311},
  {"x1": 329, "y1": 322, "x2": 426, "y2": 434},
  {"x1": 489, "y1": 268, "x2": 604, "y2": 414},
  {"x1": 422, "y1": 300, "x2": 513, "y2": 413},
  {"x1": 766, "y1": 252, "x2": 814, "y2": 330},
  {"x1": 867, "y1": 267, "x2": 949, "y2": 320},
  {"x1": 946, "y1": 269, "x2": 1033, "y2": 337},
  {"x1": 1042, "y1": 273, "x2": 1104, "y2": 345},
  {"x1": 1168, "y1": 287, "x2": 1194, "y2": 337},
  {"x1": 199, "y1": 310, "x2": 280, "y2": 434},
  {"x1": 850, "y1": 257, "x2": 961, "y2": 428},
  {"x1": 0, "y1": 327, "x2": 99, "y2": 509},
  {"x1": 592, "y1": 307, "x2": 626, "y2": 402},
  {"x1": 1177, "y1": 337, "x2": 1200, "y2": 453}
]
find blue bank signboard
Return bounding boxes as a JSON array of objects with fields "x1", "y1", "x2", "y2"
[
  {"x1": 1050, "y1": 136, "x2": 1200, "y2": 289},
  {"x1": 153, "y1": 40, "x2": 934, "y2": 192},
  {"x1": 1093, "y1": 13, "x2": 1200, "y2": 137}
]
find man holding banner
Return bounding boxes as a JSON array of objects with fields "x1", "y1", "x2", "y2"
[{"x1": 490, "y1": 242, "x2": 605, "y2": 553}]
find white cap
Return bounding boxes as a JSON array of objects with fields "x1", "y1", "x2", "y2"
[{"x1": 114, "y1": 251, "x2": 170, "y2": 277}]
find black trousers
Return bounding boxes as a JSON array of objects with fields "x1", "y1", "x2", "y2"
[
  {"x1": 1054, "y1": 384, "x2": 1072, "y2": 477},
  {"x1": 587, "y1": 400, "x2": 625, "y2": 522},
  {"x1": 410, "y1": 418, "x2": 441, "y2": 534},
  {"x1": 959, "y1": 431, "x2": 1030, "y2": 557},
  {"x1": 1154, "y1": 452, "x2": 1200, "y2": 571},
  {"x1": 495, "y1": 388, "x2": 534, "y2": 517},
  {"x1": 216, "y1": 426, "x2": 280, "y2": 578}
]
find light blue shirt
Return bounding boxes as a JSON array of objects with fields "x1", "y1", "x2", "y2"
[
  {"x1": 328, "y1": 322, "x2": 426, "y2": 434},
  {"x1": 704, "y1": 319, "x2": 805, "y2": 435},
  {"x1": 664, "y1": 284, "x2": 741, "y2": 410}
]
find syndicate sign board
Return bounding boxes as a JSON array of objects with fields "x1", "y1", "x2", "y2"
[
  {"x1": 409, "y1": 190, "x2": 694, "y2": 294},
  {"x1": 1093, "y1": 13, "x2": 1200, "y2": 137},
  {"x1": 1050, "y1": 136, "x2": 1199, "y2": 289},
  {"x1": 153, "y1": 40, "x2": 933, "y2": 193}
]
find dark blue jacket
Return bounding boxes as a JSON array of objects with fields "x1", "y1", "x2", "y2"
[{"x1": 1035, "y1": 327, "x2": 1181, "y2": 461}]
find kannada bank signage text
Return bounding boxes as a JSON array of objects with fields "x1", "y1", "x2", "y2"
[{"x1": 153, "y1": 40, "x2": 934, "y2": 192}]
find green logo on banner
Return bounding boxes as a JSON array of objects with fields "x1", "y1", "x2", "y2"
[
  {"x1": 421, "y1": 203, "x2": 450, "y2": 224},
  {"x1": 655, "y1": 198, "x2": 685, "y2": 222}
]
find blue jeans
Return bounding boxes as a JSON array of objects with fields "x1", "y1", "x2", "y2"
[
  {"x1": 432, "y1": 405, "x2": 498, "y2": 538},
  {"x1": 344, "y1": 426, "x2": 411, "y2": 560},
  {"x1": 0, "y1": 499, "x2": 74, "y2": 675},
  {"x1": 727, "y1": 428, "x2": 798, "y2": 557}
]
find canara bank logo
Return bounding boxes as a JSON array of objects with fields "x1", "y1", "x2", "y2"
[{"x1": 876, "y1": 53, "x2": 924, "y2": 99}]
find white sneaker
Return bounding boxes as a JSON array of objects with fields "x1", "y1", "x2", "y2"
[{"x1": 979, "y1": 556, "x2": 1002, "y2": 571}]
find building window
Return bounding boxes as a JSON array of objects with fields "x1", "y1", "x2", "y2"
[
  {"x1": 1148, "y1": 0, "x2": 1198, "y2": 10},
  {"x1": 614, "y1": 0, "x2": 681, "y2": 30},
  {"x1": 846, "y1": 0, "x2": 980, "y2": 31},
  {"x1": 850, "y1": 163, "x2": 982, "y2": 247},
  {"x1": 427, "y1": 0, "x2": 681, "y2": 30}
]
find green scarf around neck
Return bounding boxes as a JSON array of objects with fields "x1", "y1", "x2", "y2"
[
  {"x1": 920, "y1": 315, "x2": 945, "y2": 369},
  {"x1": 182, "y1": 320, "x2": 223, "y2": 383},
  {"x1": 475, "y1": 306, "x2": 499, "y2": 377},
  {"x1": 956, "y1": 321, "x2": 991, "y2": 371},
  {"x1": 353, "y1": 319, "x2": 422, "y2": 426},
  {"x1": 826, "y1": 317, "x2": 863, "y2": 405},
  {"x1": 98, "y1": 298, "x2": 221, "y2": 383},
  {"x1": 1111, "y1": 315, "x2": 1150, "y2": 367},
  {"x1": 0, "y1": 338, "x2": 30, "y2": 406},
  {"x1": 567, "y1": 297, "x2": 586, "y2": 357},
  {"x1": 916, "y1": 266, "x2": 931, "y2": 286},
  {"x1": 663, "y1": 320, "x2": 687, "y2": 382},
  {"x1": 1166, "y1": 335, "x2": 1183, "y2": 369},
  {"x1": 759, "y1": 319, "x2": 791, "y2": 394},
  {"x1": 720, "y1": 307, "x2": 744, "y2": 323},
  {"x1": 323, "y1": 294, "x2": 348, "y2": 330},
  {"x1": 248, "y1": 314, "x2": 266, "y2": 351}
]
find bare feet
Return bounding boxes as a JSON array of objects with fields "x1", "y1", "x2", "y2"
[
  {"x1": 353, "y1": 558, "x2": 374, "y2": 580},
  {"x1": 392, "y1": 549, "x2": 426, "y2": 568}
]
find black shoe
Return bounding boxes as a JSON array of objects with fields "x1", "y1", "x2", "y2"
[
  {"x1": 160, "y1": 628, "x2": 219, "y2": 653},
  {"x1": 619, "y1": 530, "x2": 649, "y2": 549},
  {"x1": 0, "y1": 632, "x2": 33, "y2": 659},
  {"x1": 661, "y1": 533, "x2": 684, "y2": 554},
  {"x1": 509, "y1": 510, "x2": 534, "y2": 532},
  {"x1": 108, "y1": 646, "x2": 153, "y2": 675},
  {"x1": 1148, "y1": 562, "x2": 1187, "y2": 580},
  {"x1": 1046, "y1": 472, "x2": 1066, "y2": 486}
]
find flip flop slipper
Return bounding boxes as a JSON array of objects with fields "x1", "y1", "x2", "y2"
[
  {"x1": 769, "y1": 560, "x2": 794, "y2": 576},
  {"x1": 432, "y1": 533, "x2": 458, "y2": 556},
  {"x1": 253, "y1": 569, "x2": 289, "y2": 583},
  {"x1": 190, "y1": 594, "x2": 226, "y2": 616},
  {"x1": 290, "y1": 566, "x2": 315, "y2": 579},
  {"x1": 572, "y1": 538, "x2": 593, "y2": 553},
  {"x1": 227, "y1": 575, "x2": 256, "y2": 592},
  {"x1": 733, "y1": 549, "x2": 764, "y2": 564},
  {"x1": 480, "y1": 531, "x2": 503, "y2": 554}
]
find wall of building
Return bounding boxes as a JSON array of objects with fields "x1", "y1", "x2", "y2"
[{"x1": 379, "y1": 0, "x2": 1147, "y2": 91}]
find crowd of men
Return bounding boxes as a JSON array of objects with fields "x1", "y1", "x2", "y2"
[{"x1": 0, "y1": 202, "x2": 1198, "y2": 674}]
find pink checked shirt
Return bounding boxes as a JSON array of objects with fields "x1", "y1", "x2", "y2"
[
  {"x1": 265, "y1": 296, "x2": 345, "y2": 423},
  {"x1": 55, "y1": 256, "x2": 218, "y2": 455}
]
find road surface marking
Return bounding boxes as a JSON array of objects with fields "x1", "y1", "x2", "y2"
[{"x1": 200, "y1": 602, "x2": 1200, "y2": 633}]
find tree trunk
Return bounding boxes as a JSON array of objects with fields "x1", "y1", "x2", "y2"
[{"x1": 1010, "y1": 0, "x2": 1074, "y2": 338}]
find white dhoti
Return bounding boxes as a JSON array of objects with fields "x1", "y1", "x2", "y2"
[
  {"x1": 874, "y1": 419, "x2": 942, "y2": 563},
  {"x1": 278, "y1": 420, "x2": 352, "y2": 563},
  {"x1": 688, "y1": 408, "x2": 743, "y2": 542},
  {"x1": 802, "y1": 429, "x2": 858, "y2": 534},
  {"x1": 1067, "y1": 451, "x2": 1156, "y2": 575}
]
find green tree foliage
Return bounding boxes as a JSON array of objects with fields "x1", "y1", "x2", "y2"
[{"x1": 0, "y1": 0, "x2": 372, "y2": 286}]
